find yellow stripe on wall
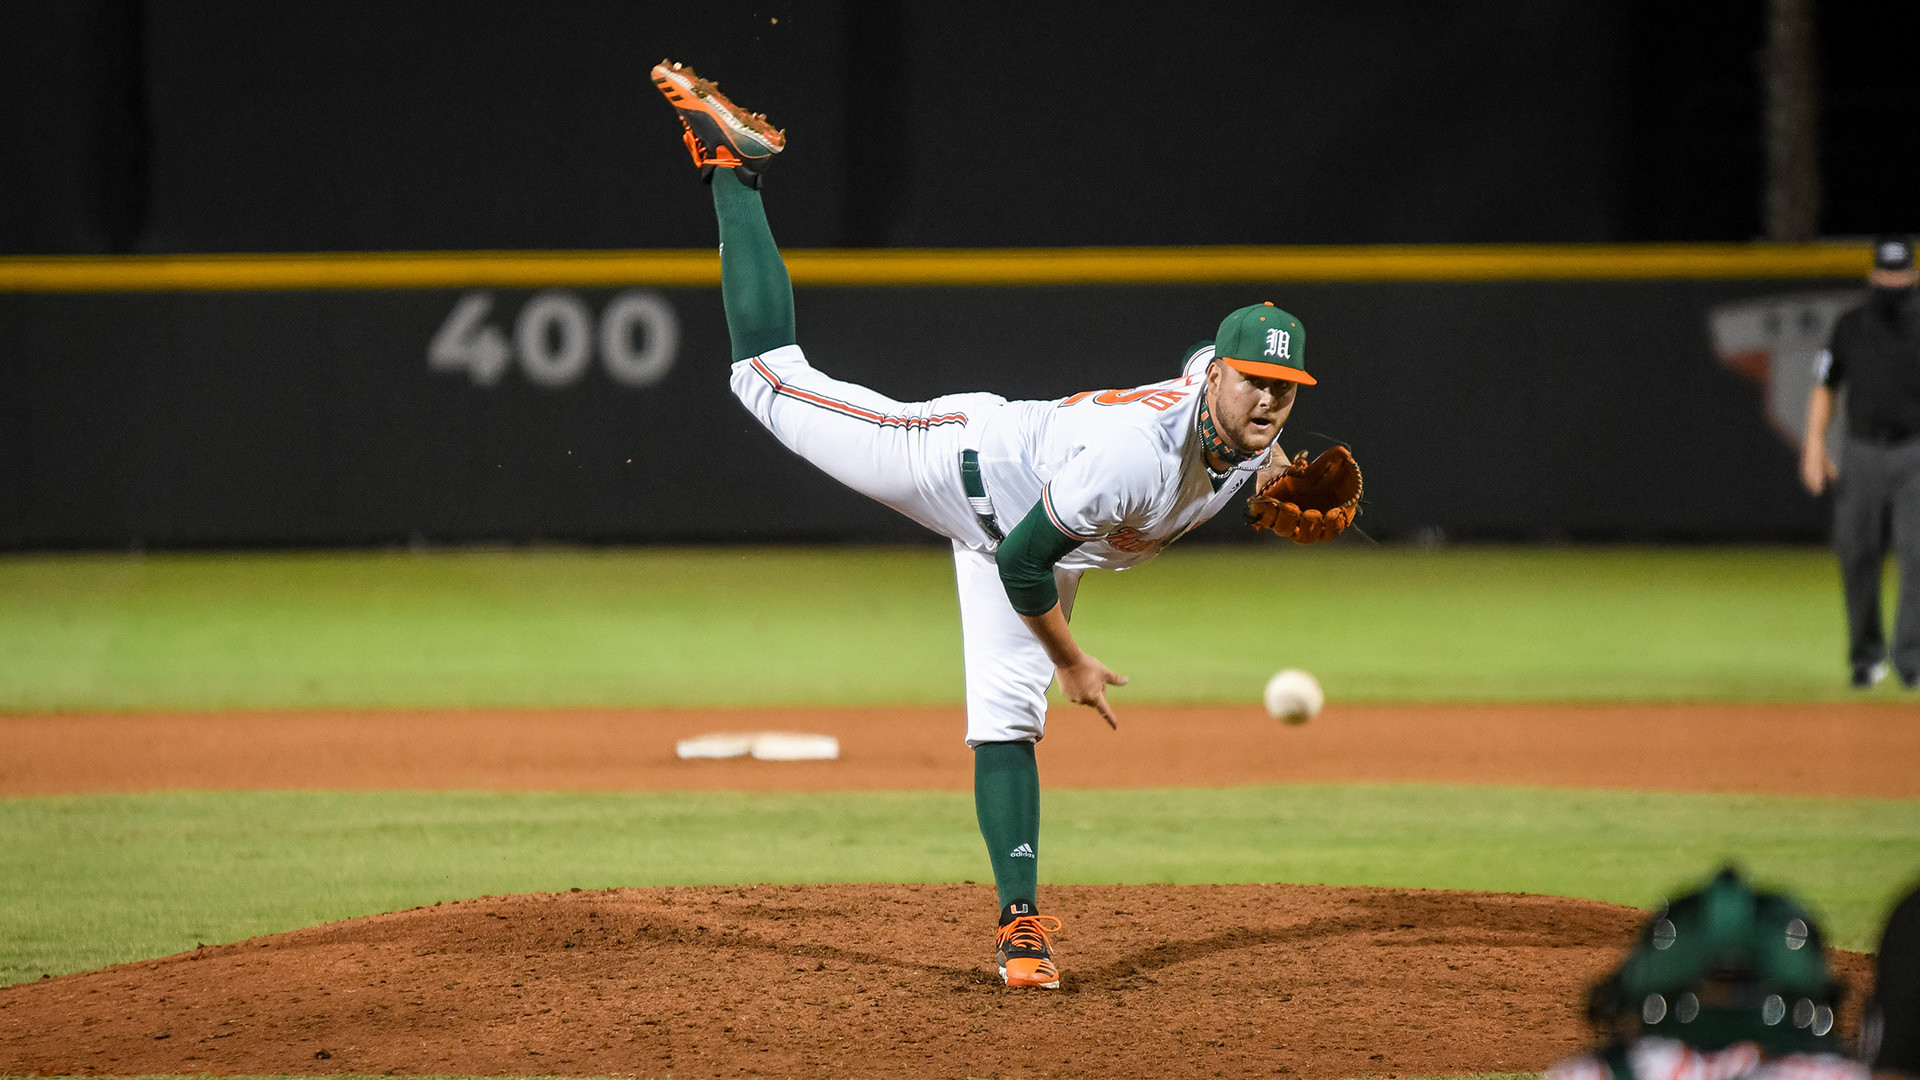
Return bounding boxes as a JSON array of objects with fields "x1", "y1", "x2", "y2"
[{"x1": 0, "y1": 243, "x2": 1872, "y2": 293}]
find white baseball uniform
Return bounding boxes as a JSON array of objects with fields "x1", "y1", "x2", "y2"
[
  {"x1": 730, "y1": 343, "x2": 1275, "y2": 745},
  {"x1": 1545, "y1": 1038, "x2": 1866, "y2": 1080}
]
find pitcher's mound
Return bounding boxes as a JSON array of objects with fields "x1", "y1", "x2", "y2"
[{"x1": 0, "y1": 882, "x2": 1871, "y2": 1080}]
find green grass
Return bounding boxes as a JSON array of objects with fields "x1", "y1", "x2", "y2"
[
  {"x1": 4, "y1": 785, "x2": 1914, "y2": 985},
  {"x1": 0, "y1": 545, "x2": 1899, "y2": 711},
  {"x1": 1097, "y1": 545, "x2": 1890, "y2": 703},
  {"x1": 3, "y1": 544, "x2": 1910, "y2": 1023}
]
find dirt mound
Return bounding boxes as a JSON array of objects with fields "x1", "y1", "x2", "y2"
[{"x1": 0, "y1": 882, "x2": 1870, "y2": 1079}]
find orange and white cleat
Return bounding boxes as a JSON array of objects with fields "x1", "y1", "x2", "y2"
[
  {"x1": 995, "y1": 900, "x2": 1063, "y2": 989},
  {"x1": 650, "y1": 59, "x2": 785, "y2": 189}
]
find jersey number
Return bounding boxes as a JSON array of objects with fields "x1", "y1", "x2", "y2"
[{"x1": 1061, "y1": 387, "x2": 1189, "y2": 411}]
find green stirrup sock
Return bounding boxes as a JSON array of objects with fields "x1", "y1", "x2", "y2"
[
  {"x1": 710, "y1": 167, "x2": 798, "y2": 362},
  {"x1": 973, "y1": 740, "x2": 1041, "y2": 909}
]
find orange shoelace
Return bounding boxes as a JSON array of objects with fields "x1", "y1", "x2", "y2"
[{"x1": 997, "y1": 914, "x2": 1063, "y2": 954}]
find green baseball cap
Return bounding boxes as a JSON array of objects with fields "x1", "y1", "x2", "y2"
[{"x1": 1215, "y1": 302, "x2": 1314, "y2": 385}]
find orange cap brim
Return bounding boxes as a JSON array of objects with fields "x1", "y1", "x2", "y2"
[{"x1": 1219, "y1": 356, "x2": 1318, "y2": 385}]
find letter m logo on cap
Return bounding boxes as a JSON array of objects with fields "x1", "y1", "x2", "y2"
[{"x1": 1215, "y1": 302, "x2": 1316, "y2": 384}]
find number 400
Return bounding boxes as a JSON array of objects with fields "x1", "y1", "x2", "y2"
[{"x1": 429, "y1": 289, "x2": 679, "y2": 389}]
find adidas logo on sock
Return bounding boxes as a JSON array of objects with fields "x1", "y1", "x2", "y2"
[{"x1": 1010, "y1": 843, "x2": 1035, "y2": 858}]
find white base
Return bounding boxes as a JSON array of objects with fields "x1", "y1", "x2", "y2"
[{"x1": 675, "y1": 731, "x2": 840, "y2": 761}]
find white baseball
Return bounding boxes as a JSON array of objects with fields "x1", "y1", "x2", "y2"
[{"x1": 1263, "y1": 668, "x2": 1324, "y2": 725}]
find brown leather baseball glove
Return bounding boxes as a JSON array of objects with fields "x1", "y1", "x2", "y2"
[{"x1": 1247, "y1": 445, "x2": 1362, "y2": 544}]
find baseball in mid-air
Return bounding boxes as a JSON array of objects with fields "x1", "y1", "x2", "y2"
[{"x1": 1263, "y1": 668, "x2": 1324, "y2": 724}]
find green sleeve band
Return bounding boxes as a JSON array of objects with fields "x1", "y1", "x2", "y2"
[{"x1": 995, "y1": 500, "x2": 1085, "y2": 617}]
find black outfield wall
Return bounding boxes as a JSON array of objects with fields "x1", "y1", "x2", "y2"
[
  {"x1": 1, "y1": 0, "x2": 1834, "y2": 254},
  {"x1": 0, "y1": 280, "x2": 1830, "y2": 549}
]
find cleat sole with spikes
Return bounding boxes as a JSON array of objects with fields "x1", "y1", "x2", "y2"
[{"x1": 651, "y1": 59, "x2": 785, "y2": 188}]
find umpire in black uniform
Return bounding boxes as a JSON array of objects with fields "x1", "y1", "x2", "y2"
[
  {"x1": 1861, "y1": 881, "x2": 1920, "y2": 1077},
  {"x1": 1802, "y1": 235, "x2": 1920, "y2": 689}
]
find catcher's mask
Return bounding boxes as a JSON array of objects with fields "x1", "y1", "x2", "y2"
[{"x1": 1587, "y1": 867, "x2": 1844, "y2": 1053}]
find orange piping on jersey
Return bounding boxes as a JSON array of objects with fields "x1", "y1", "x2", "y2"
[
  {"x1": 747, "y1": 356, "x2": 968, "y2": 430},
  {"x1": 1039, "y1": 485, "x2": 1108, "y2": 543}
]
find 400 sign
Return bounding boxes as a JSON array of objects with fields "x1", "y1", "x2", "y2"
[{"x1": 429, "y1": 290, "x2": 679, "y2": 388}]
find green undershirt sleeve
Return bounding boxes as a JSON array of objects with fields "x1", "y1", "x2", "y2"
[
  {"x1": 710, "y1": 168, "x2": 798, "y2": 362},
  {"x1": 995, "y1": 500, "x2": 1086, "y2": 617}
]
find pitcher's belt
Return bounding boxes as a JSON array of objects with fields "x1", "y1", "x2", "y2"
[{"x1": 959, "y1": 450, "x2": 1003, "y2": 541}]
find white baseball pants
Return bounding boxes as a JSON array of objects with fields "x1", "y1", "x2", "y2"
[{"x1": 730, "y1": 345, "x2": 1081, "y2": 745}]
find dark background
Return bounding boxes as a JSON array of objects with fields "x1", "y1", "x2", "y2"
[
  {"x1": 2, "y1": 2, "x2": 1911, "y2": 549},
  {"x1": 0, "y1": 280, "x2": 1830, "y2": 549},
  {"x1": 3, "y1": 0, "x2": 1916, "y2": 255}
]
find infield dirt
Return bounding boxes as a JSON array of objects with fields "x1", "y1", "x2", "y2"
[{"x1": 3, "y1": 702, "x2": 1914, "y2": 797}]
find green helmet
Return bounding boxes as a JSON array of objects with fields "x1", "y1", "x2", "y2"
[{"x1": 1588, "y1": 867, "x2": 1845, "y2": 1053}]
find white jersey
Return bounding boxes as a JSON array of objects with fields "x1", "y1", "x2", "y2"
[
  {"x1": 972, "y1": 343, "x2": 1274, "y2": 570},
  {"x1": 1544, "y1": 1039, "x2": 1865, "y2": 1080},
  {"x1": 729, "y1": 341, "x2": 1271, "y2": 744}
]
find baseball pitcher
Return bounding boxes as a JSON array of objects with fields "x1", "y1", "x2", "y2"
[{"x1": 653, "y1": 60, "x2": 1361, "y2": 988}]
